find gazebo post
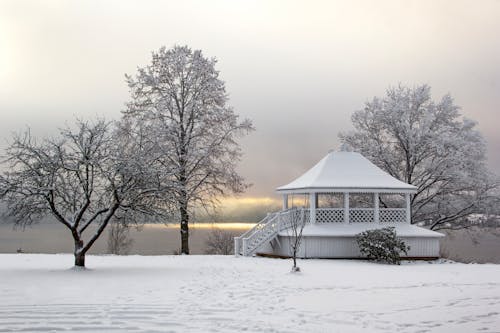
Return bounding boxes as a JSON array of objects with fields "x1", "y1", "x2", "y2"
[
  {"x1": 282, "y1": 194, "x2": 288, "y2": 210},
  {"x1": 374, "y1": 192, "x2": 379, "y2": 223},
  {"x1": 309, "y1": 192, "x2": 316, "y2": 224},
  {"x1": 405, "y1": 193, "x2": 411, "y2": 224},
  {"x1": 343, "y1": 192, "x2": 349, "y2": 224}
]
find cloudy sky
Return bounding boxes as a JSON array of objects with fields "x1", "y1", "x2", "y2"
[{"x1": 1, "y1": 0, "x2": 499, "y2": 205}]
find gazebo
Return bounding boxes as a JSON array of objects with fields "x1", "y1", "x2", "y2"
[{"x1": 235, "y1": 150, "x2": 443, "y2": 258}]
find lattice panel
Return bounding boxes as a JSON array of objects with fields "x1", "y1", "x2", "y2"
[
  {"x1": 303, "y1": 209, "x2": 311, "y2": 224},
  {"x1": 316, "y1": 209, "x2": 344, "y2": 223},
  {"x1": 349, "y1": 209, "x2": 374, "y2": 223},
  {"x1": 380, "y1": 209, "x2": 406, "y2": 223}
]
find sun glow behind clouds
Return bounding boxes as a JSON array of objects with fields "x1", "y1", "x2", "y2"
[
  {"x1": 220, "y1": 196, "x2": 280, "y2": 209},
  {"x1": 146, "y1": 222, "x2": 255, "y2": 230},
  {"x1": 145, "y1": 196, "x2": 281, "y2": 225},
  {"x1": 214, "y1": 196, "x2": 281, "y2": 221}
]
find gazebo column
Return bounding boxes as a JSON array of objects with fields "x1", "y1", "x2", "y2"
[
  {"x1": 374, "y1": 192, "x2": 379, "y2": 223},
  {"x1": 282, "y1": 194, "x2": 288, "y2": 210},
  {"x1": 309, "y1": 193, "x2": 316, "y2": 224},
  {"x1": 405, "y1": 193, "x2": 411, "y2": 224},
  {"x1": 343, "y1": 192, "x2": 349, "y2": 224}
]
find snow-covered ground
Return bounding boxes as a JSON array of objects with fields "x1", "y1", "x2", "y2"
[{"x1": 0, "y1": 254, "x2": 499, "y2": 333}]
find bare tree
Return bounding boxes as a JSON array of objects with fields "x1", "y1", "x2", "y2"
[
  {"x1": 0, "y1": 119, "x2": 172, "y2": 267},
  {"x1": 340, "y1": 84, "x2": 499, "y2": 230},
  {"x1": 107, "y1": 221, "x2": 134, "y2": 255},
  {"x1": 204, "y1": 227, "x2": 235, "y2": 255},
  {"x1": 124, "y1": 45, "x2": 254, "y2": 254},
  {"x1": 287, "y1": 208, "x2": 305, "y2": 272}
]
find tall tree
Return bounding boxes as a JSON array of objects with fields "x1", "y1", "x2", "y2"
[
  {"x1": 0, "y1": 119, "x2": 171, "y2": 267},
  {"x1": 340, "y1": 84, "x2": 498, "y2": 230},
  {"x1": 124, "y1": 45, "x2": 254, "y2": 254}
]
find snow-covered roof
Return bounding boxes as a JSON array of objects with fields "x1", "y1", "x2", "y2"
[
  {"x1": 276, "y1": 151, "x2": 417, "y2": 193},
  {"x1": 278, "y1": 223, "x2": 444, "y2": 238}
]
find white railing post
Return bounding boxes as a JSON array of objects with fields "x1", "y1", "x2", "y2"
[
  {"x1": 278, "y1": 212, "x2": 282, "y2": 232},
  {"x1": 374, "y1": 192, "x2": 379, "y2": 224},
  {"x1": 405, "y1": 193, "x2": 411, "y2": 224},
  {"x1": 344, "y1": 192, "x2": 349, "y2": 224},
  {"x1": 242, "y1": 238, "x2": 248, "y2": 256},
  {"x1": 234, "y1": 237, "x2": 240, "y2": 257}
]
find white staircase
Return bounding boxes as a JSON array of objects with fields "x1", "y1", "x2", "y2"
[{"x1": 234, "y1": 208, "x2": 306, "y2": 257}]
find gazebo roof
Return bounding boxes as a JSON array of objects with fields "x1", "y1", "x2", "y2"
[{"x1": 276, "y1": 151, "x2": 417, "y2": 193}]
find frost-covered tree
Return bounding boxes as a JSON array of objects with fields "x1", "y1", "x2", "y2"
[
  {"x1": 340, "y1": 84, "x2": 498, "y2": 230},
  {"x1": 124, "y1": 45, "x2": 254, "y2": 254},
  {"x1": 0, "y1": 119, "x2": 171, "y2": 267}
]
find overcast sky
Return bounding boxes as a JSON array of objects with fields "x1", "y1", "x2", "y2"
[{"x1": 1, "y1": 0, "x2": 499, "y2": 199}]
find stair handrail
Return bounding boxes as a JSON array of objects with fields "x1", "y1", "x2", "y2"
[
  {"x1": 238, "y1": 211, "x2": 276, "y2": 239},
  {"x1": 237, "y1": 208, "x2": 300, "y2": 256},
  {"x1": 242, "y1": 212, "x2": 281, "y2": 256},
  {"x1": 234, "y1": 212, "x2": 276, "y2": 256}
]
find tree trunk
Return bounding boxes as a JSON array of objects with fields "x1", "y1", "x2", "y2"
[
  {"x1": 74, "y1": 253, "x2": 85, "y2": 267},
  {"x1": 180, "y1": 202, "x2": 190, "y2": 254},
  {"x1": 178, "y1": 146, "x2": 190, "y2": 254},
  {"x1": 74, "y1": 239, "x2": 85, "y2": 267}
]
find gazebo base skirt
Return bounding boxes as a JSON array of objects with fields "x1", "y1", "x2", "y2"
[
  {"x1": 256, "y1": 234, "x2": 442, "y2": 259},
  {"x1": 255, "y1": 252, "x2": 440, "y2": 261}
]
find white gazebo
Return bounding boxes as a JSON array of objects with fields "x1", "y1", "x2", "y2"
[{"x1": 235, "y1": 151, "x2": 443, "y2": 258}]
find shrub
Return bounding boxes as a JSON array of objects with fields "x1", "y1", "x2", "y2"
[
  {"x1": 205, "y1": 227, "x2": 235, "y2": 255},
  {"x1": 356, "y1": 227, "x2": 410, "y2": 264}
]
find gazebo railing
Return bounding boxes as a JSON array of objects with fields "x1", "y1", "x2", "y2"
[
  {"x1": 313, "y1": 207, "x2": 407, "y2": 223},
  {"x1": 316, "y1": 208, "x2": 344, "y2": 223},
  {"x1": 380, "y1": 208, "x2": 406, "y2": 223},
  {"x1": 349, "y1": 208, "x2": 374, "y2": 223}
]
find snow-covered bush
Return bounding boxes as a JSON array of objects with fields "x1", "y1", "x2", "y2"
[{"x1": 356, "y1": 227, "x2": 409, "y2": 264}]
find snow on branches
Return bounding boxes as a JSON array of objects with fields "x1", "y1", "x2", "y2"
[
  {"x1": 340, "y1": 84, "x2": 499, "y2": 230},
  {"x1": 123, "y1": 45, "x2": 254, "y2": 254},
  {"x1": 0, "y1": 119, "x2": 174, "y2": 266}
]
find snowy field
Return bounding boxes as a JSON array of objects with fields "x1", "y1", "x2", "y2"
[{"x1": 0, "y1": 254, "x2": 499, "y2": 333}]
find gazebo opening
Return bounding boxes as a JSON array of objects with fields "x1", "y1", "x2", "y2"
[
  {"x1": 287, "y1": 194, "x2": 309, "y2": 209},
  {"x1": 348, "y1": 193, "x2": 375, "y2": 223},
  {"x1": 349, "y1": 193, "x2": 373, "y2": 208},
  {"x1": 379, "y1": 193, "x2": 406, "y2": 208},
  {"x1": 317, "y1": 193, "x2": 343, "y2": 209},
  {"x1": 316, "y1": 193, "x2": 344, "y2": 223}
]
